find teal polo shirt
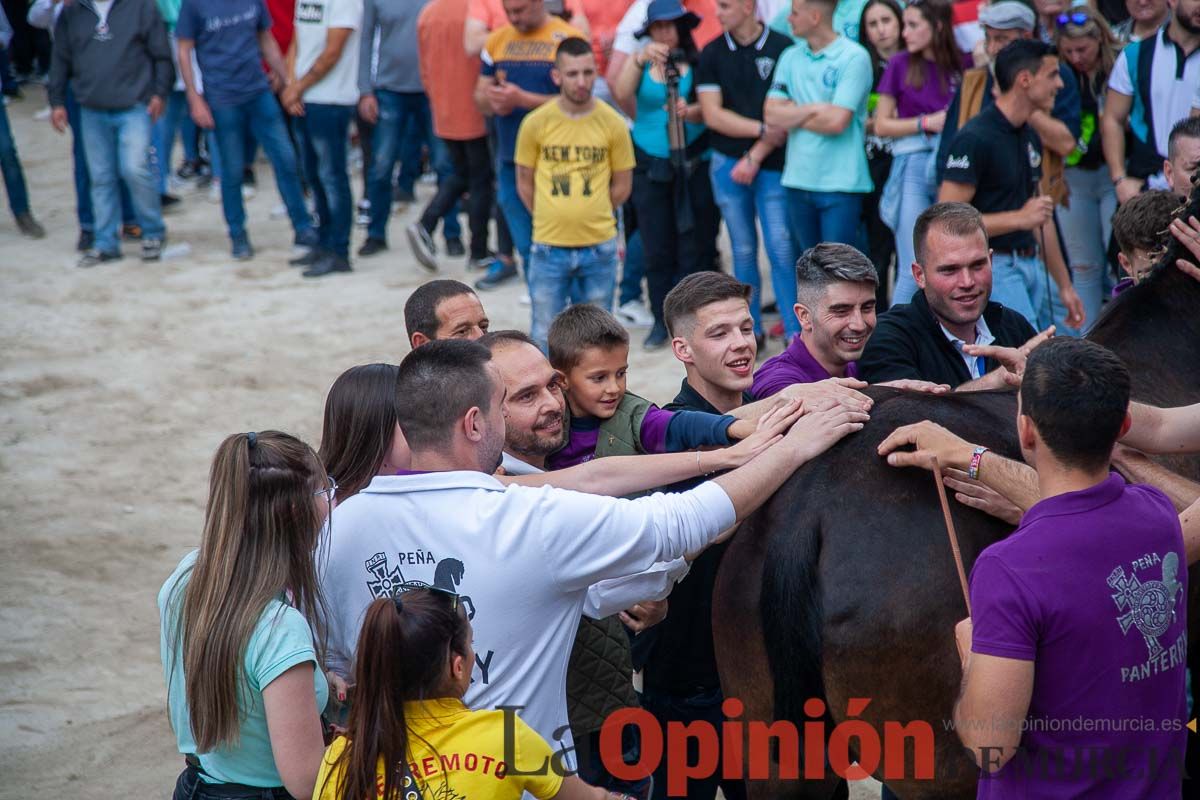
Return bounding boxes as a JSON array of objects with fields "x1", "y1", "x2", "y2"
[{"x1": 767, "y1": 36, "x2": 873, "y2": 193}]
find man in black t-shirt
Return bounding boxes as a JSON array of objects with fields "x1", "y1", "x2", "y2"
[
  {"x1": 938, "y1": 39, "x2": 1085, "y2": 335},
  {"x1": 695, "y1": 0, "x2": 794, "y2": 348}
]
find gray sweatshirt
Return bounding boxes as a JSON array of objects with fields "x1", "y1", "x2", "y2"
[
  {"x1": 358, "y1": 0, "x2": 426, "y2": 95},
  {"x1": 48, "y1": 0, "x2": 174, "y2": 109}
]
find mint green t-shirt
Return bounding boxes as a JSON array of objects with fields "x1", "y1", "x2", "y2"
[
  {"x1": 158, "y1": 550, "x2": 329, "y2": 787},
  {"x1": 770, "y1": 0, "x2": 871, "y2": 43},
  {"x1": 767, "y1": 37, "x2": 873, "y2": 193}
]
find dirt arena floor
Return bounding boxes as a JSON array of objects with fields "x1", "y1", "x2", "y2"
[{"x1": 0, "y1": 92, "x2": 876, "y2": 798}]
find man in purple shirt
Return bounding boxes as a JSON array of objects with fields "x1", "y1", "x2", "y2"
[
  {"x1": 752, "y1": 243, "x2": 877, "y2": 398},
  {"x1": 880, "y1": 338, "x2": 1188, "y2": 797}
]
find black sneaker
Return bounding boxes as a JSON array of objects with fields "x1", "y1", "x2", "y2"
[
  {"x1": 16, "y1": 213, "x2": 46, "y2": 239},
  {"x1": 161, "y1": 193, "x2": 182, "y2": 211},
  {"x1": 141, "y1": 237, "x2": 165, "y2": 261},
  {"x1": 243, "y1": 167, "x2": 257, "y2": 186},
  {"x1": 289, "y1": 248, "x2": 324, "y2": 267},
  {"x1": 358, "y1": 237, "x2": 388, "y2": 257},
  {"x1": 78, "y1": 249, "x2": 122, "y2": 268},
  {"x1": 445, "y1": 237, "x2": 466, "y2": 258},
  {"x1": 303, "y1": 253, "x2": 353, "y2": 278},
  {"x1": 643, "y1": 321, "x2": 669, "y2": 350},
  {"x1": 77, "y1": 230, "x2": 95, "y2": 252},
  {"x1": 176, "y1": 160, "x2": 202, "y2": 181},
  {"x1": 355, "y1": 199, "x2": 371, "y2": 227},
  {"x1": 474, "y1": 259, "x2": 519, "y2": 290},
  {"x1": 406, "y1": 222, "x2": 438, "y2": 272}
]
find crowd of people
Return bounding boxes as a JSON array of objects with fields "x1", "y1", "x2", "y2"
[
  {"x1": 154, "y1": 191, "x2": 1200, "y2": 800},
  {"x1": 4, "y1": 0, "x2": 1200, "y2": 797},
  {"x1": 1, "y1": 0, "x2": 1197, "y2": 343}
]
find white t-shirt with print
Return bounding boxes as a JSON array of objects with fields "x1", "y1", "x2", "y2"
[{"x1": 294, "y1": 0, "x2": 363, "y2": 105}]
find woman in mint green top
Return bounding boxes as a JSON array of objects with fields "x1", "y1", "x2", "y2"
[
  {"x1": 612, "y1": 0, "x2": 720, "y2": 346},
  {"x1": 159, "y1": 430, "x2": 341, "y2": 800}
]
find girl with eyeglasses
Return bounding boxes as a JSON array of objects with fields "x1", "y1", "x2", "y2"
[
  {"x1": 1055, "y1": 7, "x2": 1121, "y2": 331},
  {"x1": 316, "y1": 591, "x2": 630, "y2": 800},
  {"x1": 159, "y1": 430, "x2": 344, "y2": 800},
  {"x1": 871, "y1": 0, "x2": 967, "y2": 305}
]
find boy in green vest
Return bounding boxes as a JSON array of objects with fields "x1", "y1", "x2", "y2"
[{"x1": 546, "y1": 304, "x2": 759, "y2": 468}]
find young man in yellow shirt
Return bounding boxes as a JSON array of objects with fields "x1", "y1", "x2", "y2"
[{"x1": 515, "y1": 36, "x2": 635, "y2": 349}]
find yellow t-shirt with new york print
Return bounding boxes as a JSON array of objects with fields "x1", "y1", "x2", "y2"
[
  {"x1": 514, "y1": 99, "x2": 635, "y2": 247},
  {"x1": 314, "y1": 698, "x2": 563, "y2": 800}
]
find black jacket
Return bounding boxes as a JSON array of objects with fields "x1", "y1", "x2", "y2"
[
  {"x1": 49, "y1": 0, "x2": 173, "y2": 110},
  {"x1": 858, "y1": 291, "x2": 1037, "y2": 388}
]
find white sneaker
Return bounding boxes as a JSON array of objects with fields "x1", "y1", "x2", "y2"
[
  {"x1": 270, "y1": 203, "x2": 288, "y2": 219},
  {"x1": 242, "y1": 183, "x2": 257, "y2": 200},
  {"x1": 519, "y1": 292, "x2": 531, "y2": 306},
  {"x1": 616, "y1": 299, "x2": 655, "y2": 328},
  {"x1": 207, "y1": 181, "x2": 222, "y2": 203}
]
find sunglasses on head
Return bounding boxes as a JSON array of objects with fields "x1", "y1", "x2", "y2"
[{"x1": 1056, "y1": 12, "x2": 1092, "y2": 27}]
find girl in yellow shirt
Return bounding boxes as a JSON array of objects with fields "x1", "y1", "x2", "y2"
[{"x1": 316, "y1": 590, "x2": 635, "y2": 800}]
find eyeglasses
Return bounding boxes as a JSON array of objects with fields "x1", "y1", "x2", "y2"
[
  {"x1": 1056, "y1": 12, "x2": 1092, "y2": 27},
  {"x1": 393, "y1": 584, "x2": 460, "y2": 612},
  {"x1": 313, "y1": 475, "x2": 338, "y2": 503}
]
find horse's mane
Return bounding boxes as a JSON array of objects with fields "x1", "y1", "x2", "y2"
[{"x1": 1088, "y1": 168, "x2": 1200, "y2": 342}]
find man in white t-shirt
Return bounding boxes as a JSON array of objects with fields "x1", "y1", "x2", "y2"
[
  {"x1": 281, "y1": 0, "x2": 363, "y2": 277},
  {"x1": 320, "y1": 337, "x2": 867, "y2": 769}
]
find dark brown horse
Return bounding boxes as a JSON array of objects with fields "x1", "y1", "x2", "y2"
[{"x1": 713, "y1": 185, "x2": 1200, "y2": 799}]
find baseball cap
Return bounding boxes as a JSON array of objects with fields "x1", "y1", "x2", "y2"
[{"x1": 978, "y1": 1, "x2": 1037, "y2": 31}]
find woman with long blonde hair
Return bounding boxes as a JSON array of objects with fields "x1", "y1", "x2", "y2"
[
  {"x1": 1054, "y1": 7, "x2": 1121, "y2": 331},
  {"x1": 160, "y1": 430, "x2": 340, "y2": 800}
]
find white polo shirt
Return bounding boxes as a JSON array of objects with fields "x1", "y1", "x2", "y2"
[
  {"x1": 1109, "y1": 25, "x2": 1200, "y2": 157},
  {"x1": 319, "y1": 470, "x2": 733, "y2": 764}
]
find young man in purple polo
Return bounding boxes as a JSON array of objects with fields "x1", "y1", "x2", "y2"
[
  {"x1": 751, "y1": 243, "x2": 877, "y2": 398},
  {"x1": 879, "y1": 337, "x2": 1188, "y2": 797}
]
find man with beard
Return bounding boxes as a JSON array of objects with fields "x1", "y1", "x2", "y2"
[
  {"x1": 859, "y1": 202, "x2": 1046, "y2": 390},
  {"x1": 321, "y1": 337, "x2": 871, "y2": 780}
]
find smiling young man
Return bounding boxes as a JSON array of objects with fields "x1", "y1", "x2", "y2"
[
  {"x1": 859, "y1": 202, "x2": 1044, "y2": 391},
  {"x1": 751, "y1": 243, "x2": 877, "y2": 398}
]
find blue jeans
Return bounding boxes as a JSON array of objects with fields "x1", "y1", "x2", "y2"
[
  {"x1": 528, "y1": 238, "x2": 619, "y2": 349},
  {"x1": 152, "y1": 90, "x2": 188, "y2": 193},
  {"x1": 709, "y1": 152, "x2": 796, "y2": 338},
  {"x1": 79, "y1": 104, "x2": 165, "y2": 253},
  {"x1": 67, "y1": 83, "x2": 134, "y2": 231},
  {"x1": 881, "y1": 147, "x2": 935, "y2": 305},
  {"x1": 396, "y1": 91, "x2": 431, "y2": 197},
  {"x1": 620, "y1": 226, "x2": 645, "y2": 306},
  {"x1": 989, "y1": 250, "x2": 1076, "y2": 336},
  {"x1": 366, "y1": 90, "x2": 428, "y2": 241},
  {"x1": 0, "y1": 99, "x2": 30, "y2": 217},
  {"x1": 497, "y1": 159, "x2": 533, "y2": 271},
  {"x1": 1060, "y1": 166, "x2": 1117, "y2": 333},
  {"x1": 786, "y1": 187, "x2": 863, "y2": 252},
  {"x1": 210, "y1": 90, "x2": 311, "y2": 241},
  {"x1": 298, "y1": 103, "x2": 353, "y2": 259}
]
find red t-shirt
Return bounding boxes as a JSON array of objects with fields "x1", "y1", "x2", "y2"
[{"x1": 266, "y1": 0, "x2": 296, "y2": 53}]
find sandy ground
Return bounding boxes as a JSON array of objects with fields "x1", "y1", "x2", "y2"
[{"x1": 0, "y1": 92, "x2": 876, "y2": 798}]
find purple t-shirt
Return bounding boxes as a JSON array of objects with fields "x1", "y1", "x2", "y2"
[
  {"x1": 750, "y1": 336, "x2": 859, "y2": 400},
  {"x1": 546, "y1": 405, "x2": 674, "y2": 470},
  {"x1": 876, "y1": 51, "x2": 963, "y2": 118},
  {"x1": 969, "y1": 473, "x2": 1187, "y2": 798}
]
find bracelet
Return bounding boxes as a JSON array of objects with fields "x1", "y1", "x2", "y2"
[
  {"x1": 758, "y1": 121, "x2": 766, "y2": 139},
  {"x1": 968, "y1": 446, "x2": 989, "y2": 481},
  {"x1": 918, "y1": 115, "x2": 926, "y2": 134},
  {"x1": 1112, "y1": 174, "x2": 1127, "y2": 185}
]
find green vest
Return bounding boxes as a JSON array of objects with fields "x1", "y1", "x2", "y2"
[
  {"x1": 563, "y1": 392, "x2": 655, "y2": 459},
  {"x1": 562, "y1": 392, "x2": 655, "y2": 737}
]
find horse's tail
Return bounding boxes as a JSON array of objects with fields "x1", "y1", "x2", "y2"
[{"x1": 761, "y1": 502, "x2": 829, "y2": 731}]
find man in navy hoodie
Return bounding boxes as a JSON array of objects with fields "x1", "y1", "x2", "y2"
[{"x1": 48, "y1": 0, "x2": 173, "y2": 267}]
